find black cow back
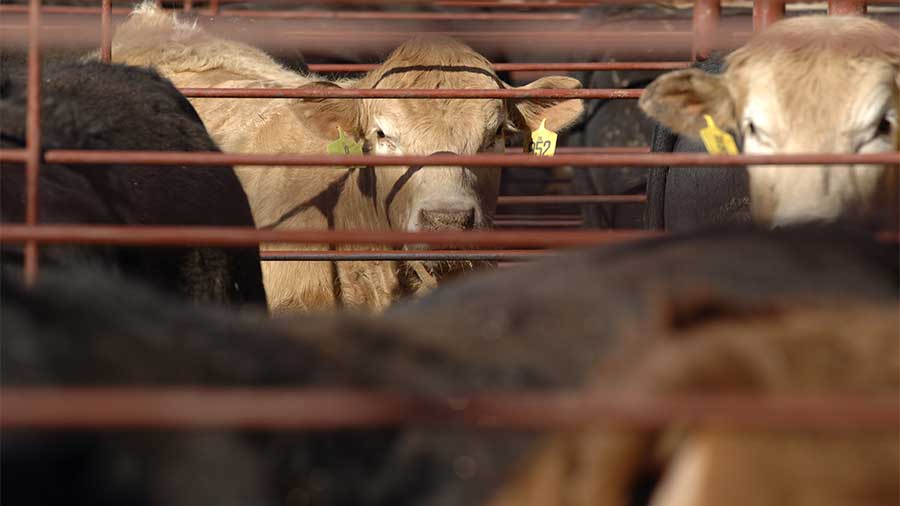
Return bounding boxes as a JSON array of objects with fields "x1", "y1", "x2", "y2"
[
  {"x1": 0, "y1": 62, "x2": 266, "y2": 306},
  {"x1": 644, "y1": 56, "x2": 752, "y2": 231}
]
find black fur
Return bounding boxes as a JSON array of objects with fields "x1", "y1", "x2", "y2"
[
  {"x1": 644, "y1": 55, "x2": 752, "y2": 231},
  {"x1": 2, "y1": 226, "x2": 897, "y2": 506},
  {"x1": 0, "y1": 62, "x2": 266, "y2": 305}
]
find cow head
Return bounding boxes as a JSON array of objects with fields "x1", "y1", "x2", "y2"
[
  {"x1": 639, "y1": 16, "x2": 899, "y2": 227},
  {"x1": 300, "y1": 36, "x2": 584, "y2": 234}
]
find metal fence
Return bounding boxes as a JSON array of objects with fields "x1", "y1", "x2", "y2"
[{"x1": 0, "y1": 0, "x2": 898, "y2": 432}]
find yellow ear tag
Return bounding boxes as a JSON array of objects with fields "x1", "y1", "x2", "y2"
[
  {"x1": 327, "y1": 127, "x2": 364, "y2": 156},
  {"x1": 525, "y1": 119, "x2": 558, "y2": 156},
  {"x1": 699, "y1": 115, "x2": 739, "y2": 155}
]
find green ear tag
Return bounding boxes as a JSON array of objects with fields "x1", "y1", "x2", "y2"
[
  {"x1": 526, "y1": 119, "x2": 558, "y2": 156},
  {"x1": 699, "y1": 115, "x2": 738, "y2": 155},
  {"x1": 327, "y1": 127, "x2": 364, "y2": 156}
]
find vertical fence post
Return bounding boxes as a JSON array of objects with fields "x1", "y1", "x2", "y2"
[
  {"x1": 692, "y1": 0, "x2": 721, "y2": 61},
  {"x1": 24, "y1": 0, "x2": 42, "y2": 286},
  {"x1": 753, "y1": 0, "x2": 785, "y2": 32},
  {"x1": 101, "y1": 0, "x2": 112, "y2": 63},
  {"x1": 828, "y1": 0, "x2": 866, "y2": 15},
  {"x1": 184, "y1": 0, "x2": 194, "y2": 12},
  {"x1": 209, "y1": 0, "x2": 220, "y2": 15}
]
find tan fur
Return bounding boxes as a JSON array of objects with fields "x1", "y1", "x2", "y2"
[
  {"x1": 640, "y1": 16, "x2": 900, "y2": 228},
  {"x1": 110, "y1": 3, "x2": 583, "y2": 313},
  {"x1": 487, "y1": 303, "x2": 900, "y2": 506}
]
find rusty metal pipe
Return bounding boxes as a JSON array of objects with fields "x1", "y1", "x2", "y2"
[
  {"x1": 308, "y1": 62, "x2": 690, "y2": 73},
  {"x1": 692, "y1": 0, "x2": 720, "y2": 61},
  {"x1": 260, "y1": 249, "x2": 547, "y2": 261},
  {"x1": 23, "y1": 0, "x2": 42, "y2": 286},
  {"x1": 754, "y1": 0, "x2": 786, "y2": 32},
  {"x1": 497, "y1": 195, "x2": 646, "y2": 205},
  {"x1": 100, "y1": 0, "x2": 111, "y2": 63},
  {"x1": 13, "y1": 150, "x2": 899, "y2": 168},
  {"x1": 2, "y1": 388, "x2": 896, "y2": 431},
  {"x1": 0, "y1": 224, "x2": 661, "y2": 248},
  {"x1": 828, "y1": 0, "x2": 866, "y2": 15},
  {"x1": 177, "y1": 87, "x2": 642, "y2": 99}
]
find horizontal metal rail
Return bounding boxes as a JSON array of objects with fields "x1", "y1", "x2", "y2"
[
  {"x1": 3, "y1": 225, "x2": 896, "y2": 248},
  {"x1": 2, "y1": 149, "x2": 897, "y2": 168},
  {"x1": 502, "y1": 146, "x2": 650, "y2": 154},
  {"x1": 176, "y1": 87, "x2": 642, "y2": 99},
  {"x1": 0, "y1": 225, "x2": 661, "y2": 248},
  {"x1": 307, "y1": 62, "x2": 690, "y2": 73},
  {"x1": 260, "y1": 249, "x2": 548, "y2": 261},
  {"x1": 496, "y1": 219, "x2": 584, "y2": 227},
  {"x1": 2, "y1": 387, "x2": 896, "y2": 431},
  {"x1": 497, "y1": 195, "x2": 647, "y2": 205},
  {"x1": 0, "y1": 4, "x2": 583, "y2": 20}
]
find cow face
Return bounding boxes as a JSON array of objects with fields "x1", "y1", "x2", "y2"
[
  {"x1": 303, "y1": 37, "x2": 584, "y2": 233},
  {"x1": 639, "y1": 16, "x2": 899, "y2": 227}
]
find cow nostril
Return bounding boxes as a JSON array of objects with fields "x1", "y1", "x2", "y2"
[{"x1": 419, "y1": 208, "x2": 477, "y2": 230}]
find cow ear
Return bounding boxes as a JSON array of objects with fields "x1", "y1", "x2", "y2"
[
  {"x1": 639, "y1": 69, "x2": 736, "y2": 137},
  {"x1": 296, "y1": 81, "x2": 363, "y2": 139},
  {"x1": 508, "y1": 76, "x2": 584, "y2": 133}
]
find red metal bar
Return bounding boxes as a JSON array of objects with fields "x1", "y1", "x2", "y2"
[
  {"x1": 208, "y1": 0, "x2": 220, "y2": 15},
  {"x1": 23, "y1": 150, "x2": 900, "y2": 168},
  {"x1": 497, "y1": 195, "x2": 647, "y2": 205},
  {"x1": 183, "y1": 0, "x2": 194, "y2": 12},
  {"x1": 260, "y1": 249, "x2": 547, "y2": 261},
  {"x1": 211, "y1": 9, "x2": 581, "y2": 20},
  {"x1": 0, "y1": 224, "x2": 661, "y2": 248},
  {"x1": 496, "y1": 220, "x2": 583, "y2": 227},
  {"x1": 23, "y1": 0, "x2": 42, "y2": 287},
  {"x1": 754, "y1": 0, "x2": 786, "y2": 32},
  {"x1": 2, "y1": 388, "x2": 896, "y2": 431},
  {"x1": 0, "y1": 149, "x2": 27, "y2": 163},
  {"x1": 504, "y1": 146, "x2": 650, "y2": 154},
  {"x1": 828, "y1": 0, "x2": 866, "y2": 15},
  {"x1": 308, "y1": 62, "x2": 691, "y2": 73},
  {"x1": 177, "y1": 87, "x2": 642, "y2": 99},
  {"x1": 492, "y1": 214, "x2": 583, "y2": 220},
  {"x1": 100, "y1": 0, "x2": 111, "y2": 63},
  {"x1": 692, "y1": 0, "x2": 721, "y2": 61}
]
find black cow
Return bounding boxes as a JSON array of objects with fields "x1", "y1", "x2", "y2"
[
  {"x1": 643, "y1": 55, "x2": 752, "y2": 231},
  {"x1": 0, "y1": 62, "x2": 266, "y2": 305},
  {"x1": 2, "y1": 225, "x2": 897, "y2": 506}
]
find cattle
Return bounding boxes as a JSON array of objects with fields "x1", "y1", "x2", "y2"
[
  {"x1": 108, "y1": 2, "x2": 585, "y2": 313},
  {"x1": 639, "y1": 16, "x2": 899, "y2": 228},
  {"x1": 0, "y1": 62, "x2": 266, "y2": 306},
  {"x1": 2, "y1": 225, "x2": 897, "y2": 505},
  {"x1": 644, "y1": 55, "x2": 753, "y2": 231},
  {"x1": 486, "y1": 303, "x2": 900, "y2": 506}
]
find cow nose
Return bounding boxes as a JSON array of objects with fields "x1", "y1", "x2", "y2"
[{"x1": 418, "y1": 207, "x2": 476, "y2": 230}]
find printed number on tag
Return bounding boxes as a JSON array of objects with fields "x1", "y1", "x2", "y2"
[{"x1": 527, "y1": 119, "x2": 558, "y2": 157}]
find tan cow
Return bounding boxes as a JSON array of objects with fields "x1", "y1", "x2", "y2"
[
  {"x1": 487, "y1": 302, "x2": 900, "y2": 506},
  {"x1": 639, "y1": 16, "x2": 899, "y2": 227},
  {"x1": 110, "y1": 3, "x2": 584, "y2": 313}
]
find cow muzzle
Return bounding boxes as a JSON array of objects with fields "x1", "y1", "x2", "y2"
[{"x1": 418, "y1": 207, "x2": 476, "y2": 231}]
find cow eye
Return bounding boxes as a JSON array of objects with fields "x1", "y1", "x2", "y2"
[
  {"x1": 746, "y1": 121, "x2": 757, "y2": 136},
  {"x1": 875, "y1": 114, "x2": 892, "y2": 136},
  {"x1": 376, "y1": 128, "x2": 386, "y2": 139}
]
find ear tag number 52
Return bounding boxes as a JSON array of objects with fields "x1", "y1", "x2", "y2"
[
  {"x1": 699, "y1": 115, "x2": 738, "y2": 155},
  {"x1": 525, "y1": 119, "x2": 558, "y2": 157}
]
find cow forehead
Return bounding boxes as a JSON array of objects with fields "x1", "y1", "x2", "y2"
[
  {"x1": 725, "y1": 17, "x2": 898, "y2": 116},
  {"x1": 736, "y1": 58, "x2": 895, "y2": 134}
]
